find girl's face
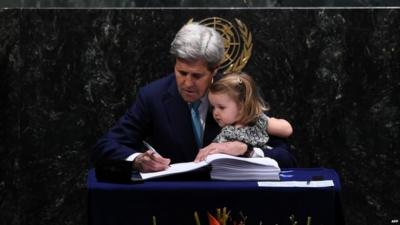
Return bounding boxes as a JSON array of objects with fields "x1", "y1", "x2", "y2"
[{"x1": 208, "y1": 92, "x2": 241, "y2": 127}]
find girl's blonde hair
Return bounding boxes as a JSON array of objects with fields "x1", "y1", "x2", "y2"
[{"x1": 209, "y1": 72, "x2": 269, "y2": 125}]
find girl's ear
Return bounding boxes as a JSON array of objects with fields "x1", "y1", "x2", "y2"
[
  {"x1": 237, "y1": 101, "x2": 245, "y2": 116},
  {"x1": 235, "y1": 103, "x2": 245, "y2": 126}
]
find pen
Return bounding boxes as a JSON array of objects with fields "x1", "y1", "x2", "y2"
[
  {"x1": 142, "y1": 140, "x2": 170, "y2": 167},
  {"x1": 142, "y1": 140, "x2": 160, "y2": 156},
  {"x1": 307, "y1": 175, "x2": 324, "y2": 184}
]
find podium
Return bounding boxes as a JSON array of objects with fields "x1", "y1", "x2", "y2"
[{"x1": 88, "y1": 168, "x2": 344, "y2": 225}]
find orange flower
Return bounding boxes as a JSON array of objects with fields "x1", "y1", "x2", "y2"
[{"x1": 207, "y1": 212, "x2": 221, "y2": 225}]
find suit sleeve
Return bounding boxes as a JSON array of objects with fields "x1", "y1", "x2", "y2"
[
  {"x1": 263, "y1": 136, "x2": 297, "y2": 168},
  {"x1": 263, "y1": 111, "x2": 297, "y2": 168},
  {"x1": 91, "y1": 88, "x2": 152, "y2": 165}
]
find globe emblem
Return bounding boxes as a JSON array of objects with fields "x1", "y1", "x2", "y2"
[{"x1": 189, "y1": 17, "x2": 253, "y2": 73}]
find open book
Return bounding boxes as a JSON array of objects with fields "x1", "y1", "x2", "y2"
[{"x1": 131, "y1": 153, "x2": 280, "y2": 181}]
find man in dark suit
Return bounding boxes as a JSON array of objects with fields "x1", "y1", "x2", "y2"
[{"x1": 91, "y1": 23, "x2": 296, "y2": 172}]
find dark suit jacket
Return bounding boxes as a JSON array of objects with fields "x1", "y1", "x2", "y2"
[
  {"x1": 92, "y1": 74, "x2": 220, "y2": 164},
  {"x1": 92, "y1": 73, "x2": 297, "y2": 167}
]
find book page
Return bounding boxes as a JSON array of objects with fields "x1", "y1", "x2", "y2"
[
  {"x1": 205, "y1": 153, "x2": 279, "y2": 168},
  {"x1": 139, "y1": 160, "x2": 208, "y2": 180},
  {"x1": 206, "y1": 153, "x2": 280, "y2": 181}
]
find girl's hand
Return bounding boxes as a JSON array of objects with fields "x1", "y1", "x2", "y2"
[{"x1": 194, "y1": 141, "x2": 247, "y2": 162}]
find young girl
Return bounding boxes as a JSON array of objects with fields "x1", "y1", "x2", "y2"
[{"x1": 195, "y1": 72, "x2": 292, "y2": 161}]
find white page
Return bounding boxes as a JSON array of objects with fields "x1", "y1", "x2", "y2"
[
  {"x1": 206, "y1": 153, "x2": 279, "y2": 168},
  {"x1": 258, "y1": 180, "x2": 334, "y2": 188},
  {"x1": 139, "y1": 161, "x2": 208, "y2": 180}
]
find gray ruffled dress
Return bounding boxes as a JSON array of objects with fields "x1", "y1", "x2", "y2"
[{"x1": 213, "y1": 114, "x2": 270, "y2": 149}]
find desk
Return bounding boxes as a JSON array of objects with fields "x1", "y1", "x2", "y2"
[{"x1": 88, "y1": 168, "x2": 344, "y2": 225}]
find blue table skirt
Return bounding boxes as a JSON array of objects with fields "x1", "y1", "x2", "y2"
[{"x1": 88, "y1": 168, "x2": 344, "y2": 225}]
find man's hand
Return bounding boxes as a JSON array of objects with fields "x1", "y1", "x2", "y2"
[
  {"x1": 194, "y1": 141, "x2": 247, "y2": 162},
  {"x1": 133, "y1": 150, "x2": 171, "y2": 172}
]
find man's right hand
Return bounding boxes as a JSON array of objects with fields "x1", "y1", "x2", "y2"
[{"x1": 133, "y1": 150, "x2": 171, "y2": 172}]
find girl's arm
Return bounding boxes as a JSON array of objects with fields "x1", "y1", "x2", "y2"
[{"x1": 267, "y1": 117, "x2": 293, "y2": 138}]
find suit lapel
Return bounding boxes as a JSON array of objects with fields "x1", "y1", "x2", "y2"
[{"x1": 163, "y1": 80, "x2": 199, "y2": 161}]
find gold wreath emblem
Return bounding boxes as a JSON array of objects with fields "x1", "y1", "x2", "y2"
[{"x1": 188, "y1": 17, "x2": 253, "y2": 74}]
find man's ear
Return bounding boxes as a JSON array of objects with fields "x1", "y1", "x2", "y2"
[
  {"x1": 211, "y1": 66, "x2": 220, "y2": 76},
  {"x1": 211, "y1": 67, "x2": 223, "y2": 81}
]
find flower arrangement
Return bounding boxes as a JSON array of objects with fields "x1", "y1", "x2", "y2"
[
  {"x1": 152, "y1": 207, "x2": 312, "y2": 225},
  {"x1": 194, "y1": 207, "x2": 246, "y2": 225}
]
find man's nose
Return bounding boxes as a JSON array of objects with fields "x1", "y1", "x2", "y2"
[{"x1": 183, "y1": 75, "x2": 195, "y2": 86}]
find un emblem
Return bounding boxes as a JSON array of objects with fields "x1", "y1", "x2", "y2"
[{"x1": 188, "y1": 17, "x2": 253, "y2": 74}]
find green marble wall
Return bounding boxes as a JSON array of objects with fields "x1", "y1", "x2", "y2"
[
  {"x1": 1, "y1": 8, "x2": 399, "y2": 225},
  {"x1": 1, "y1": 0, "x2": 400, "y2": 7}
]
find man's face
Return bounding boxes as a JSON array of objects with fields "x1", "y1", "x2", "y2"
[{"x1": 174, "y1": 58, "x2": 216, "y2": 103}]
